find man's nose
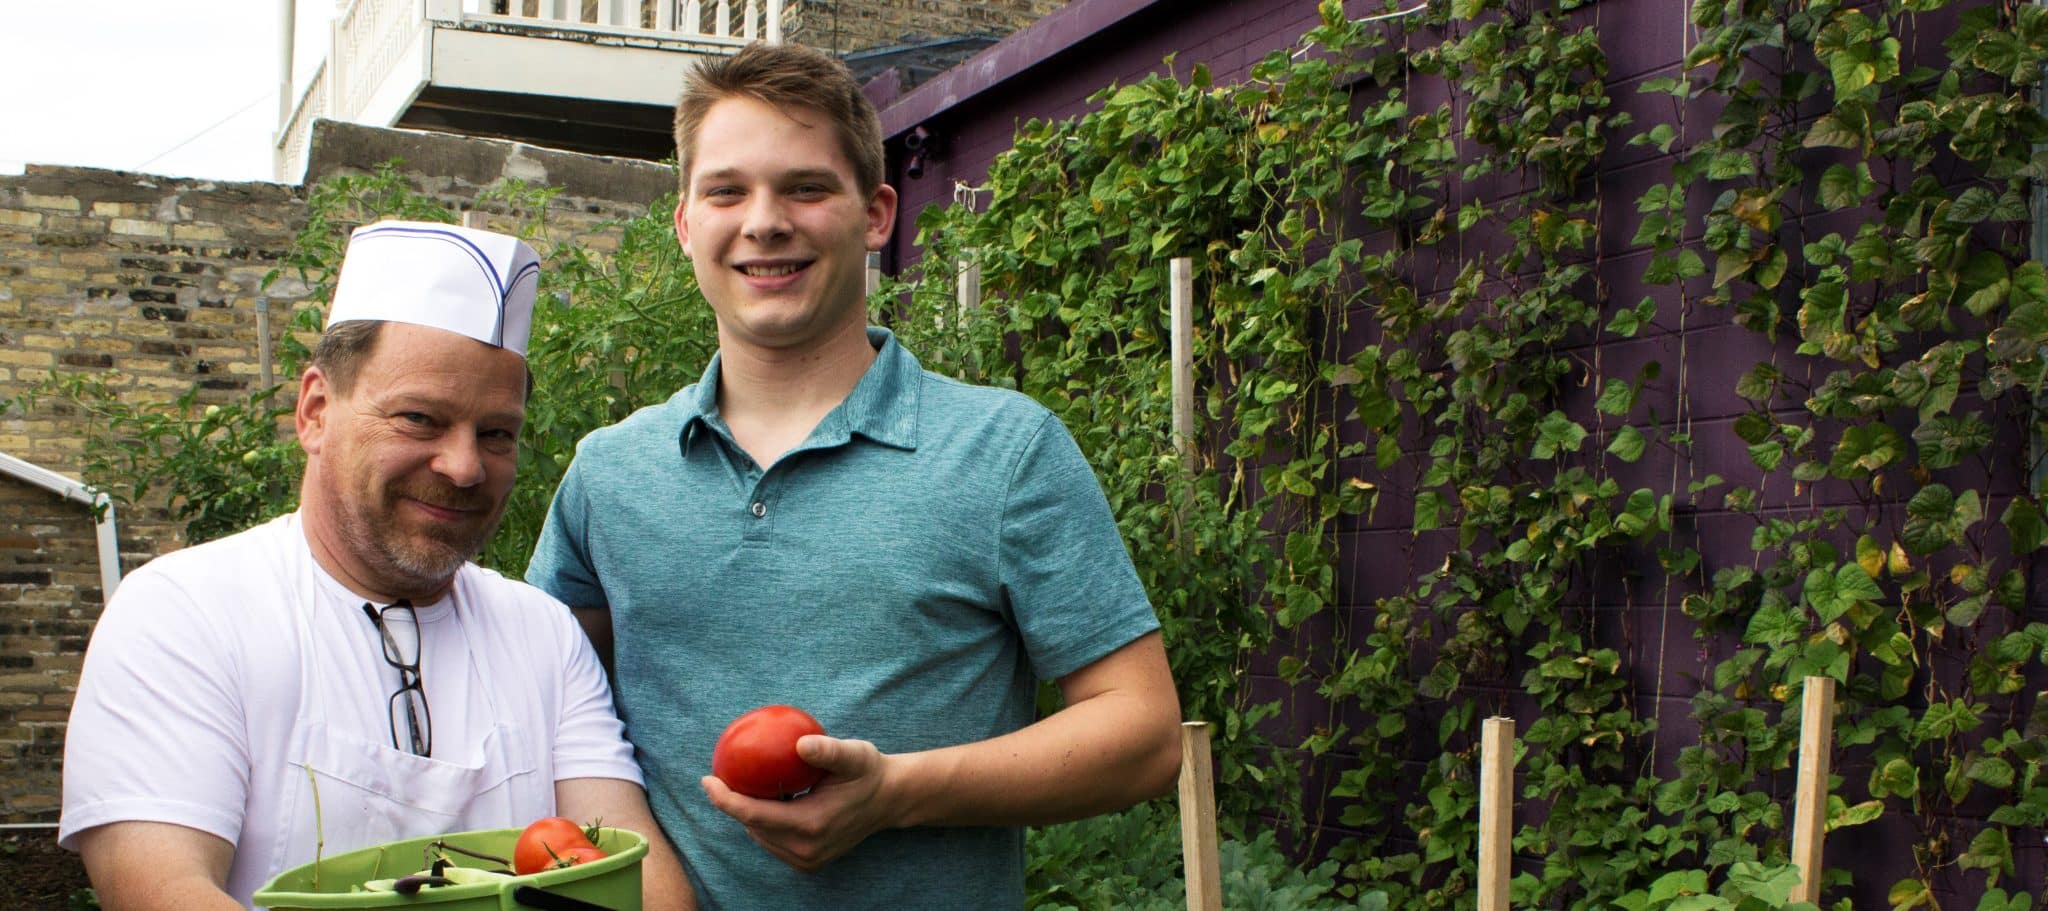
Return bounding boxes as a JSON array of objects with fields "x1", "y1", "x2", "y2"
[
  {"x1": 742, "y1": 194, "x2": 793, "y2": 242},
  {"x1": 431, "y1": 432, "x2": 487, "y2": 488}
]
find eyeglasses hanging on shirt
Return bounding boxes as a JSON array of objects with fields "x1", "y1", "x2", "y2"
[{"x1": 361, "y1": 600, "x2": 432, "y2": 757}]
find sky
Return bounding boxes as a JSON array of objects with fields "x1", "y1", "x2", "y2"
[{"x1": 0, "y1": 1, "x2": 334, "y2": 184}]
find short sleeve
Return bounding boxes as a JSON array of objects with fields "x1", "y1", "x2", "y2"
[
  {"x1": 59, "y1": 567, "x2": 253, "y2": 849},
  {"x1": 528, "y1": 449, "x2": 609, "y2": 612},
  {"x1": 540, "y1": 593, "x2": 642, "y2": 785},
  {"x1": 997, "y1": 413, "x2": 1161, "y2": 681}
]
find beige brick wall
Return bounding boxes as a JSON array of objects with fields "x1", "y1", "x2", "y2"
[
  {"x1": 0, "y1": 123, "x2": 673, "y2": 822},
  {"x1": 786, "y1": 0, "x2": 1067, "y2": 53}
]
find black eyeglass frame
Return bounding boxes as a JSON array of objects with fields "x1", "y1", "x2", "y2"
[{"x1": 361, "y1": 600, "x2": 432, "y2": 757}]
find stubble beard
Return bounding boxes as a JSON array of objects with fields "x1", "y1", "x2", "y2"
[{"x1": 338, "y1": 483, "x2": 504, "y2": 597}]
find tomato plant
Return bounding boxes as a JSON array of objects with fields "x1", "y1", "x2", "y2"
[
  {"x1": 711, "y1": 704, "x2": 826, "y2": 800},
  {"x1": 513, "y1": 817, "x2": 600, "y2": 875}
]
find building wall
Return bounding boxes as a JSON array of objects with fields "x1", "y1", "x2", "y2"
[
  {"x1": 0, "y1": 120, "x2": 672, "y2": 822},
  {"x1": 872, "y1": 0, "x2": 2043, "y2": 904},
  {"x1": 788, "y1": 0, "x2": 1069, "y2": 54},
  {"x1": 878, "y1": 0, "x2": 1322, "y2": 271}
]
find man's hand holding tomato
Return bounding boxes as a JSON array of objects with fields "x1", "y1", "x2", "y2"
[{"x1": 700, "y1": 733, "x2": 897, "y2": 873}]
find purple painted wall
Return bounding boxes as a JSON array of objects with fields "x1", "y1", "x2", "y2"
[
  {"x1": 875, "y1": 0, "x2": 1349, "y2": 272},
  {"x1": 873, "y1": 0, "x2": 2046, "y2": 905}
]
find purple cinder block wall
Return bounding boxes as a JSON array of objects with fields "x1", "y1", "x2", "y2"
[
  {"x1": 875, "y1": 0, "x2": 1336, "y2": 272},
  {"x1": 874, "y1": 0, "x2": 2045, "y2": 905}
]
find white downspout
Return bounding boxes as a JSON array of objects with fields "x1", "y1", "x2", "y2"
[{"x1": 0, "y1": 452, "x2": 122, "y2": 600}]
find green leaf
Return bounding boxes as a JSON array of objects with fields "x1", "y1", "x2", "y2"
[
  {"x1": 1414, "y1": 490, "x2": 1445, "y2": 532},
  {"x1": 1616, "y1": 488, "x2": 1661, "y2": 537},
  {"x1": 1834, "y1": 562, "x2": 1883, "y2": 605},
  {"x1": 1806, "y1": 567, "x2": 1847, "y2": 624},
  {"x1": 1608, "y1": 425, "x2": 1647, "y2": 463},
  {"x1": 1958, "y1": 826, "x2": 2012, "y2": 876},
  {"x1": 1949, "y1": 187, "x2": 1997, "y2": 224},
  {"x1": 1888, "y1": 878, "x2": 1933, "y2": 909},
  {"x1": 1803, "y1": 110, "x2": 1865, "y2": 149},
  {"x1": 1816, "y1": 164, "x2": 1866, "y2": 210},
  {"x1": 1707, "y1": 150, "x2": 1757, "y2": 180},
  {"x1": 1902, "y1": 484, "x2": 1964, "y2": 555},
  {"x1": 2003, "y1": 497, "x2": 2047, "y2": 553},
  {"x1": 1966, "y1": 756, "x2": 2015, "y2": 790},
  {"x1": 1829, "y1": 798, "x2": 1884, "y2": 831},
  {"x1": 1596, "y1": 379, "x2": 1637, "y2": 416},
  {"x1": 1532, "y1": 411, "x2": 1588, "y2": 459},
  {"x1": 1714, "y1": 249, "x2": 1753, "y2": 288}
]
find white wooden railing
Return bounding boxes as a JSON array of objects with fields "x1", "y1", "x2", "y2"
[{"x1": 445, "y1": 0, "x2": 784, "y2": 41}]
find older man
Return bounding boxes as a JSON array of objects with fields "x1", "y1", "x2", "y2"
[{"x1": 59, "y1": 221, "x2": 692, "y2": 911}]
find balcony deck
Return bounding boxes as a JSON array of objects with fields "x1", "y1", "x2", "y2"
[{"x1": 278, "y1": 0, "x2": 784, "y2": 180}]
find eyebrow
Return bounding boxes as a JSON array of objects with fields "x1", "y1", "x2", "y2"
[{"x1": 693, "y1": 167, "x2": 845, "y2": 187}]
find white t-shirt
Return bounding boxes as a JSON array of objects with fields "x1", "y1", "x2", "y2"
[{"x1": 59, "y1": 513, "x2": 642, "y2": 906}]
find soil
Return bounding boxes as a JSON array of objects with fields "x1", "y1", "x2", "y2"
[{"x1": 0, "y1": 831, "x2": 93, "y2": 910}]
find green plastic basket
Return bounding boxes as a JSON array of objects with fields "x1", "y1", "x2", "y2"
[{"x1": 253, "y1": 826, "x2": 645, "y2": 911}]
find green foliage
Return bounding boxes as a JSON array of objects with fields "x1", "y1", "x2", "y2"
[
  {"x1": 27, "y1": 0, "x2": 2048, "y2": 905},
  {"x1": 11, "y1": 376, "x2": 300, "y2": 544},
  {"x1": 1025, "y1": 803, "x2": 1387, "y2": 911},
  {"x1": 892, "y1": 0, "x2": 2048, "y2": 906}
]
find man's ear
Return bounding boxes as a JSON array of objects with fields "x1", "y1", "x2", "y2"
[
  {"x1": 296, "y1": 367, "x2": 332, "y2": 456},
  {"x1": 674, "y1": 196, "x2": 692, "y2": 257},
  {"x1": 865, "y1": 183, "x2": 898, "y2": 252}
]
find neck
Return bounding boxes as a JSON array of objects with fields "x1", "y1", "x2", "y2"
[{"x1": 714, "y1": 320, "x2": 877, "y2": 465}]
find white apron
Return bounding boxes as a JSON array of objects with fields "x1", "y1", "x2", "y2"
[{"x1": 226, "y1": 521, "x2": 554, "y2": 905}]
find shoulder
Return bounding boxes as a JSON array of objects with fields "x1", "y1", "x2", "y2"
[
  {"x1": 109, "y1": 518, "x2": 295, "y2": 618},
  {"x1": 457, "y1": 563, "x2": 576, "y2": 619},
  {"x1": 575, "y1": 387, "x2": 699, "y2": 457},
  {"x1": 131, "y1": 517, "x2": 289, "y2": 580},
  {"x1": 453, "y1": 564, "x2": 589, "y2": 647},
  {"x1": 913, "y1": 370, "x2": 1060, "y2": 442}
]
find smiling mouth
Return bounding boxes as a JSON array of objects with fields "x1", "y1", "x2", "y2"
[{"x1": 738, "y1": 262, "x2": 808, "y2": 277}]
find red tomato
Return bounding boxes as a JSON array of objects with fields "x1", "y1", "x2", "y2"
[
  {"x1": 711, "y1": 704, "x2": 826, "y2": 800},
  {"x1": 514, "y1": 817, "x2": 598, "y2": 875},
  {"x1": 553, "y1": 845, "x2": 608, "y2": 868}
]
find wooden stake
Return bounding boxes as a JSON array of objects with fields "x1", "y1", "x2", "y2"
[
  {"x1": 955, "y1": 250, "x2": 980, "y2": 329},
  {"x1": 1169, "y1": 257, "x2": 1195, "y2": 465},
  {"x1": 1179, "y1": 721, "x2": 1222, "y2": 911},
  {"x1": 1478, "y1": 716, "x2": 1515, "y2": 911},
  {"x1": 1791, "y1": 675, "x2": 1837, "y2": 904}
]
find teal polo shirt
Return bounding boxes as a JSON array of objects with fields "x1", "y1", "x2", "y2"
[{"x1": 527, "y1": 327, "x2": 1160, "y2": 911}]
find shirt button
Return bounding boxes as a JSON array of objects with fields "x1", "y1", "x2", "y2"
[{"x1": 751, "y1": 502, "x2": 767, "y2": 518}]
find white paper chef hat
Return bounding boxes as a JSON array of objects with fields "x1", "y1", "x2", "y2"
[{"x1": 324, "y1": 220, "x2": 541, "y2": 357}]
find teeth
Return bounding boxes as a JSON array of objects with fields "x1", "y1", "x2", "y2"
[{"x1": 741, "y1": 263, "x2": 802, "y2": 277}]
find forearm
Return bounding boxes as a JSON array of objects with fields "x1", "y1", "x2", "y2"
[
  {"x1": 891, "y1": 687, "x2": 1181, "y2": 828},
  {"x1": 555, "y1": 777, "x2": 696, "y2": 911},
  {"x1": 635, "y1": 823, "x2": 698, "y2": 911},
  {"x1": 87, "y1": 877, "x2": 246, "y2": 911},
  {"x1": 886, "y1": 632, "x2": 1182, "y2": 829}
]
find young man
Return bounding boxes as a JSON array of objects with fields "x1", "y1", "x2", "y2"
[
  {"x1": 60, "y1": 221, "x2": 693, "y2": 911},
  {"x1": 527, "y1": 43, "x2": 1182, "y2": 910}
]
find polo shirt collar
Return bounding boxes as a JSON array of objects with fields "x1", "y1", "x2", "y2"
[{"x1": 678, "y1": 326, "x2": 920, "y2": 457}]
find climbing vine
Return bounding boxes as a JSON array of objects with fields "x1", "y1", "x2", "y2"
[
  {"x1": 896, "y1": 0, "x2": 2048, "y2": 906},
  {"x1": 25, "y1": 0, "x2": 2048, "y2": 906}
]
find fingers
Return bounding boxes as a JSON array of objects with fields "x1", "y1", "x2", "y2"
[
  {"x1": 794, "y1": 734, "x2": 879, "y2": 776},
  {"x1": 701, "y1": 775, "x2": 838, "y2": 872}
]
